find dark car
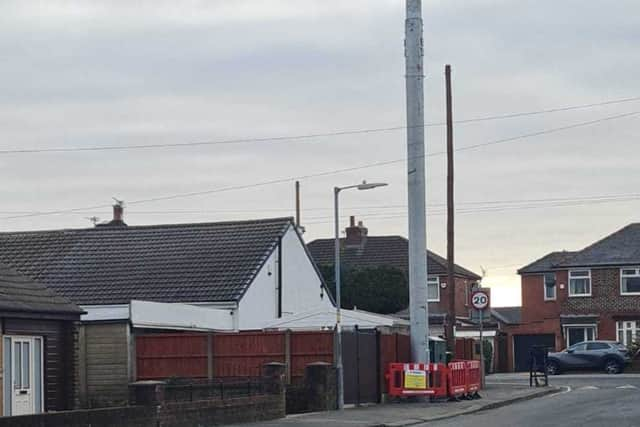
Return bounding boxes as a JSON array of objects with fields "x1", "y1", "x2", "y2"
[{"x1": 546, "y1": 340, "x2": 631, "y2": 375}]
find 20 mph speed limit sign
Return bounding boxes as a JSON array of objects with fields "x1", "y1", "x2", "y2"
[{"x1": 471, "y1": 290, "x2": 490, "y2": 310}]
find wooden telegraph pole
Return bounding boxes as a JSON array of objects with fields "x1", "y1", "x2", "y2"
[{"x1": 445, "y1": 64, "x2": 456, "y2": 354}]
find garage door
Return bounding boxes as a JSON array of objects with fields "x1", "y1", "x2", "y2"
[{"x1": 513, "y1": 334, "x2": 555, "y2": 372}]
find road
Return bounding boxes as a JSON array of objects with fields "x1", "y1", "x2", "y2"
[{"x1": 419, "y1": 373, "x2": 640, "y2": 427}]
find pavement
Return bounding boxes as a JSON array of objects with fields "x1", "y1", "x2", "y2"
[{"x1": 235, "y1": 380, "x2": 560, "y2": 427}]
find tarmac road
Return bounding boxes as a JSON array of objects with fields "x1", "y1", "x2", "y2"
[{"x1": 419, "y1": 373, "x2": 640, "y2": 427}]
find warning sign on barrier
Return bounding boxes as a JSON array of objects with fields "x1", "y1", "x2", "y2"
[{"x1": 403, "y1": 369, "x2": 427, "y2": 389}]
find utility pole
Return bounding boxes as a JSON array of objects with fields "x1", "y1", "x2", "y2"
[
  {"x1": 445, "y1": 64, "x2": 456, "y2": 353},
  {"x1": 295, "y1": 181, "x2": 301, "y2": 229},
  {"x1": 405, "y1": 0, "x2": 429, "y2": 363}
]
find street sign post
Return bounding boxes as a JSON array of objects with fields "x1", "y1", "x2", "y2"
[{"x1": 471, "y1": 289, "x2": 490, "y2": 388}]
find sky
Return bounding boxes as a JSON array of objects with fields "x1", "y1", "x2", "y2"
[{"x1": 1, "y1": 0, "x2": 639, "y2": 307}]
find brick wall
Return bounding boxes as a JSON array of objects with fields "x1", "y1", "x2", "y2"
[
  {"x1": 431, "y1": 275, "x2": 473, "y2": 317},
  {"x1": 0, "y1": 405, "x2": 157, "y2": 427},
  {"x1": 158, "y1": 395, "x2": 284, "y2": 427},
  {"x1": 562, "y1": 268, "x2": 640, "y2": 314}
]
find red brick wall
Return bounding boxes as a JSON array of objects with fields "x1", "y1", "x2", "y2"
[{"x1": 429, "y1": 276, "x2": 472, "y2": 318}]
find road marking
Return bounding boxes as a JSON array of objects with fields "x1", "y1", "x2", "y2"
[
  {"x1": 578, "y1": 386, "x2": 599, "y2": 390},
  {"x1": 616, "y1": 385, "x2": 638, "y2": 389},
  {"x1": 544, "y1": 386, "x2": 572, "y2": 398}
]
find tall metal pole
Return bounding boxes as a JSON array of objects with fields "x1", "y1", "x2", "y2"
[
  {"x1": 333, "y1": 187, "x2": 344, "y2": 409},
  {"x1": 445, "y1": 64, "x2": 456, "y2": 353},
  {"x1": 405, "y1": 0, "x2": 429, "y2": 363},
  {"x1": 295, "y1": 181, "x2": 301, "y2": 228}
]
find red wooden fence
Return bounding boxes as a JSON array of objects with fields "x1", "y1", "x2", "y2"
[
  {"x1": 136, "y1": 330, "x2": 335, "y2": 381},
  {"x1": 378, "y1": 333, "x2": 411, "y2": 392}
]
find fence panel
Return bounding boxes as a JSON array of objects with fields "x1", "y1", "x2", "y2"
[
  {"x1": 290, "y1": 331, "x2": 334, "y2": 380},
  {"x1": 136, "y1": 334, "x2": 208, "y2": 380},
  {"x1": 213, "y1": 331, "x2": 286, "y2": 377}
]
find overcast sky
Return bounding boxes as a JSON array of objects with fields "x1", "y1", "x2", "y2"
[{"x1": 1, "y1": 0, "x2": 638, "y2": 306}]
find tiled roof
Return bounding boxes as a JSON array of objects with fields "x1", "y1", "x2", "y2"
[
  {"x1": 519, "y1": 223, "x2": 640, "y2": 273},
  {"x1": 491, "y1": 306, "x2": 521, "y2": 325},
  {"x1": 559, "y1": 223, "x2": 640, "y2": 267},
  {"x1": 307, "y1": 236, "x2": 481, "y2": 280},
  {"x1": 0, "y1": 217, "x2": 294, "y2": 305},
  {"x1": 517, "y1": 251, "x2": 577, "y2": 274},
  {"x1": 0, "y1": 264, "x2": 83, "y2": 316}
]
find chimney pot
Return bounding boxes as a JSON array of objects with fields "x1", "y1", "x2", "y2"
[
  {"x1": 350, "y1": 216, "x2": 355, "y2": 227},
  {"x1": 344, "y1": 217, "x2": 368, "y2": 248}
]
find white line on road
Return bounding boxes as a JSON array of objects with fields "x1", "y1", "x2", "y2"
[
  {"x1": 616, "y1": 385, "x2": 638, "y2": 389},
  {"x1": 578, "y1": 386, "x2": 600, "y2": 390}
]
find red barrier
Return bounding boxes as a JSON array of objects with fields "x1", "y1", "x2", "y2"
[
  {"x1": 386, "y1": 363, "x2": 447, "y2": 398},
  {"x1": 386, "y1": 360, "x2": 481, "y2": 401},
  {"x1": 466, "y1": 360, "x2": 481, "y2": 394},
  {"x1": 447, "y1": 361, "x2": 467, "y2": 397}
]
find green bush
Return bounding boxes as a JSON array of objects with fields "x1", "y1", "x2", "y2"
[{"x1": 318, "y1": 265, "x2": 408, "y2": 314}]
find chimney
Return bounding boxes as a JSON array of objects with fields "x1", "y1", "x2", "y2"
[
  {"x1": 113, "y1": 203, "x2": 123, "y2": 222},
  {"x1": 344, "y1": 216, "x2": 367, "y2": 247},
  {"x1": 96, "y1": 199, "x2": 127, "y2": 227}
]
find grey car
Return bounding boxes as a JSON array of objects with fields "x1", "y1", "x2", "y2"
[{"x1": 546, "y1": 340, "x2": 631, "y2": 375}]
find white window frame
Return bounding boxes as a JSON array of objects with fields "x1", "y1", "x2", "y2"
[
  {"x1": 620, "y1": 267, "x2": 640, "y2": 296},
  {"x1": 427, "y1": 276, "x2": 440, "y2": 302},
  {"x1": 563, "y1": 324, "x2": 597, "y2": 347},
  {"x1": 616, "y1": 320, "x2": 639, "y2": 346},
  {"x1": 568, "y1": 269, "x2": 592, "y2": 297},
  {"x1": 543, "y1": 272, "x2": 557, "y2": 301}
]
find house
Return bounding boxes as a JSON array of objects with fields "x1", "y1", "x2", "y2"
[
  {"x1": 0, "y1": 206, "x2": 333, "y2": 406},
  {"x1": 507, "y1": 223, "x2": 640, "y2": 371},
  {"x1": 307, "y1": 216, "x2": 482, "y2": 336},
  {"x1": 0, "y1": 264, "x2": 83, "y2": 416}
]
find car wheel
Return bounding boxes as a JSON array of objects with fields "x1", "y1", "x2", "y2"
[
  {"x1": 546, "y1": 361, "x2": 561, "y2": 375},
  {"x1": 604, "y1": 359, "x2": 621, "y2": 374}
]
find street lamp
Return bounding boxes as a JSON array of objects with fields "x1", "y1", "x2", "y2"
[{"x1": 334, "y1": 180, "x2": 388, "y2": 409}]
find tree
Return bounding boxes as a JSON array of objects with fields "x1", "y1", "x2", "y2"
[{"x1": 318, "y1": 264, "x2": 408, "y2": 315}]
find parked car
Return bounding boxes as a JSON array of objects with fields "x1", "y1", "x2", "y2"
[{"x1": 546, "y1": 341, "x2": 631, "y2": 375}]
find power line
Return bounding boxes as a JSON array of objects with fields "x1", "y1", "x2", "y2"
[
  {"x1": 303, "y1": 196, "x2": 640, "y2": 225},
  {"x1": 0, "y1": 96, "x2": 639, "y2": 155},
  {"x1": 3, "y1": 110, "x2": 638, "y2": 221}
]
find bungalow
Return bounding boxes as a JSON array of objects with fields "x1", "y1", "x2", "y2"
[
  {"x1": 0, "y1": 205, "x2": 333, "y2": 406},
  {"x1": 0, "y1": 264, "x2": 83, "y2": 416}
]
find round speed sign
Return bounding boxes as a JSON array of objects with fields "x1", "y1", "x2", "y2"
[{"x1": 471, "y1": 290, "x2": 490, "y2": 310}]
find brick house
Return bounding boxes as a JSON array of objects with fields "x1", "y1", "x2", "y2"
[
  {"x1": 507, "y1": 223, "x2": 640, "y2": 371},
  {"x1": 307, "y1": 216, "x2": 482, "y2": 337}
]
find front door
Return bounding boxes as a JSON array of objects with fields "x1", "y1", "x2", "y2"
[
  {"x1": 12, "y1": 338, "x2": 34, "y2": 415},
  {"x1": 3, "y1": 336, "x2": 43, "y2": 416}
]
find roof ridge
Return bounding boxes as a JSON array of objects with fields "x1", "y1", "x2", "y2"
[{"x1": 0, "y1": 216, "x2": 295, "y2": 235}]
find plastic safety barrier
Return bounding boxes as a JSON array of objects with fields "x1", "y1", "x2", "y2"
[
  {"x1": 386, "y1": 363, "x2": 447, "y2": 398},
  {"x1": 466, "y1": 360, "x2": 481, "y2": 394},
  {"x1": 447, "y1": 360, "x2": 467, "y2": 398},
  {"x1": 386, "y1": 360, "x2": 482, "y2": 401}
]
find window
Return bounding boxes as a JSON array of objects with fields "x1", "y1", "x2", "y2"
[
  {"x1": 617, "y1": 320, "x2": 639, "y2": 346},
  {"x1": 568, "y1": 342, "x2": 587, "y2": 352},
  {"x1": 544, "y1": 273, "x2": 556, "y2": 300},
  {"x1": 427, "y1": 276, "x2": 440, "y2": 302},
  {"x1": 621, "y1": 268, "x2": 640, "y2": 295},
  {"x1": 565, "y1": 325, "x2": 596, "y2": 347},
  {"x1": 569, "y1": 270, "x2": 591, "y2": 296},
  {"x1": 586, "y1": 342, "x2": 610, "y2": 351}
]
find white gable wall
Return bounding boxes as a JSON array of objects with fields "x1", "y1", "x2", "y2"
[
  {"x1": 238, "y1": 225, "x2": 333, "y2": 330},
  {"x1": 280, "y1": 225, "x2": 334, "y2": 315}
]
